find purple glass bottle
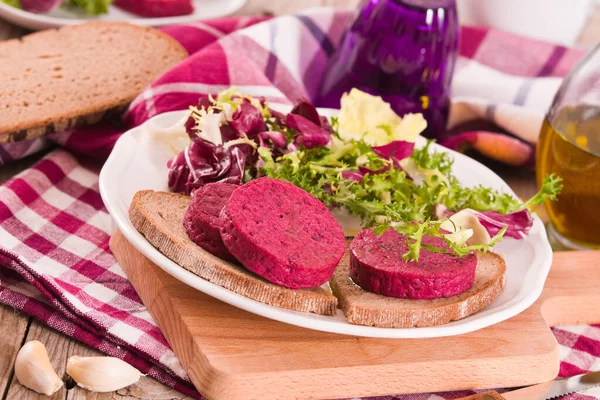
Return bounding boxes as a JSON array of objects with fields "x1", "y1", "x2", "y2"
[{"x1": 318, "y1": 0, "x2": 459, "y2": 139}]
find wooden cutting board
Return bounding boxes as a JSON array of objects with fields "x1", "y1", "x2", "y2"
[{"x1": 110, "y1": 231, "x2": 600, "y2": 400}]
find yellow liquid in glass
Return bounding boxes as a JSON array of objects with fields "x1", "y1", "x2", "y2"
[{"x1": 536, "y1": 106, "x2": 600, "y2": 246}]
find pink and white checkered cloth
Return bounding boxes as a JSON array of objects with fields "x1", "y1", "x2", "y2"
[{"x1": 0, "y1": 8, "x2": 599, "y2": 400}]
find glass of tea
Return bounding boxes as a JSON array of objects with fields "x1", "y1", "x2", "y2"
[{"x1": 537, "y1": 45, "x2": 600, "y2": 250}]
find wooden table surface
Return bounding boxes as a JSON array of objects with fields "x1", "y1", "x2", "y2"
[{"x1": 0, "y1": 2, "x2": 598, "y2": 399}]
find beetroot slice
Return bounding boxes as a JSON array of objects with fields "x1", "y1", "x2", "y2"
[
  {"x1": 114, "y1": 0, "x2": 194, "y2": 17},
  {"x1": 184, "y1": 183, "x2": 238, "y2": 262},
  {"x1": 219, "y1": 177, "x2": 346, "y2": 289},
  {"x1": 350, "y1": 229, "x2": 477, "y2": 299}
]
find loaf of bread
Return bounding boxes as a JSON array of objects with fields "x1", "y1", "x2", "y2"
[{"x1": 0, "y1": 22, "x2": 187, "y2": 143}]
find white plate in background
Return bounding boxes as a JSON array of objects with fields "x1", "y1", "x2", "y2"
[
  {"x1": 99, "y1": 105, "x2": 553, "y2": 339},
  {"x1": 0, "y1": 0, "x2": 246, "y2": 31}
]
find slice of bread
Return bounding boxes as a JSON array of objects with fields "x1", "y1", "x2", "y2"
[
  {"x1": 0, "y1": 22, "x2": 187, "y2": 144},
  {"x1": 330, "y1": 249, "x2": 506, "y2": 328},
  {"x1": 129, "y1": 190, "x2": 338, "y2": 316}
]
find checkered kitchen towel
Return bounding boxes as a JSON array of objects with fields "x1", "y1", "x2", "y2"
[{"x1": 1, "y1": 8, "x2": 599, "y2": 400}]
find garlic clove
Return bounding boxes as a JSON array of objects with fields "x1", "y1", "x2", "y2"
[
  {"x1": 440, "y1": 210, "x2": 491, "y2": 246},
  {"x1": 14, "y1": 340, "x2": 64, "y2": 396},
  {"x1": 66, "y1": 356, "x2": 142, "y2": 393}
]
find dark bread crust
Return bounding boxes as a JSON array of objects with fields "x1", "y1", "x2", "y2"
[
  {"x1": 129, "y1": 190, "x2": 338, "y2": 316},
  {"x1": 0, "y1": 21, "x2": 188, "y2": 144},
  {"x1": 1, "y1": 107, "x2": 128, "y2": 144},
  {"x1": 331, "y1": 247, "x2": 506, "y2": 328}
]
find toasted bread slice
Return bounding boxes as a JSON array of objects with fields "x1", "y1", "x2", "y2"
[
  {"x1": 129, "y1": 190, "x2": 338, "y2": 316},
  {"x1": 0, "y1": 22, "x2": 187, "y2": 144},
  {"x1": 330, "y1": 249, "x2": 506, "y2": 328}
]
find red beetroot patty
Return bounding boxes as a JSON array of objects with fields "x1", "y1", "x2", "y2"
[
  {"x1": 350, "y1": 229, "x2": 477, "y2": 299},
  {"x1": 184, "y1": 183, "x2": 238, "y2": 262},
  {"x1": 219, "y1": 177, "x2": 346, "y2": 289}
]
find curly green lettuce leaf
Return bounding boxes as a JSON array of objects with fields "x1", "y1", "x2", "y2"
[
  {"x1": 522, "y1": 174, "x2": 563, "y2": 210},
  {"x1": 1, "y1": 0, "x2": 21, "y2": 8},
  {"x1": 63, "y1": 0, "x2": 112, "y2": 14}
]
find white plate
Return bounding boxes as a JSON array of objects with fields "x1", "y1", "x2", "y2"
[
  {"x1": 99, "y1": 106, "x2": 553, "y2": 339},
  {"x1": 0, "y1": 0, "x2": 246, "y2": 31}
]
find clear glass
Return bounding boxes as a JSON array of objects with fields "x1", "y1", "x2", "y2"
[
  {"x1": 536, "y1": 44, "x2": 600, "y2": 250},
  {"x1": 317, "y1": 0, "x2": 459, "y2": 139}
]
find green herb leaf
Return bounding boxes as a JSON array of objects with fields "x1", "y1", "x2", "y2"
[
  {"x1": 1, "y1": 0, "x2": 21, "y2": 8},
  {"x1": 63, "y1": 0, "x2": 112, "y2": 14},
  {"x1": 522, "y1": 174, "x2": 563, "y2": 210}
]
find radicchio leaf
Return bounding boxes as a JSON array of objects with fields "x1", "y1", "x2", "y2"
[
  {"x1": 184, "y1": 112, "x2": 198, "y2": 139},
  {"x1": 290, "y1": 99, "x2": 333, "y2": 133},
  {"x1": 291, "y1": 100, "x2": 322, "y2": 126},
  {"x1": 258, "y1": 131, "x2": 287, "y2": 148},
  {"x1": 167, "y1": 138, "x2": 247, "y2": 195},
  {"x1": 229, "y1": 102, "x2": 267, "y2": 139},
  {"x1": 196, "y1": 96, "x2": 213, "y2": 111},
  {"x1": 20, "y1": 0, "x2": 61, "y2": 13},
  {"x1": 185, "y1": 97, "x2": 218, "y2": 139},
  {"x1": 286, "y1": 113, "x2": 331, "y2": 149},
  {"x1": 435, "y1": 204, "x2": 533, "y2": 240},
  {"x1": 270, "y1": 109, "x2": 287, "y2": 126},
  {"x1": 474, "y1": 209, "x2": 533, "y2": 239},
  {"x1": 220, "y1": 125, "x2": 239, "y2": 142},
  {"x1": 320, "y1": 116, "x2": 333, "y2": 133},
  {"x1": 358, "y1": 165, "x2": 390, "y2": 176},
  {"x1": 341, "y1": 171, "x2": 365, "y2": 181},
  {"x1": 372, "y1": 140, "x2": 415, "y2": 166}
]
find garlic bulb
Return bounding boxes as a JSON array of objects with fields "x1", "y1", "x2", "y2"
[
  {"x1": 14, "y1": 340, "x2": 63, "y2": 396},
  {"x1": 66, "y1": 356, "x2": 142, "y2": 392}
]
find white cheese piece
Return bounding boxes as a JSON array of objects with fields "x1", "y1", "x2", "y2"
[{"x1": 440, "y1": 210, "x2": 491, "y2": 246}]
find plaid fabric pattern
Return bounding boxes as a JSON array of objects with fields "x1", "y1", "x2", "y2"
[
  {"x1": 0, "y1": 150, "x2": 197, "y2": 397},
  {"x1": 0, "y1": 8, "x2": 598, "y2": 400}
]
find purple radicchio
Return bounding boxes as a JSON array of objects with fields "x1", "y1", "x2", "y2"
[
  {"x1": 286, "y1": 113, "x2": 331, "y2": 149},
  {"x1": 185, "y1": 96, "x2": 219, "y2": 140},
  {"x1": 19, "y1": 0, "x2": 61, "y2": 13},
  {"x1": 341, "y1": 171, "x2": 366, "y2": 181},
  {"x1": 372, "y1": 140, "x2": 415, "y2": 167},
  {"x1": 359, "y1": 165, "x2": 392, "y2": 175},
  {"x1": 435, "y1": 204, "x2": 533, "y2": 239},
  {"x1": 340, "y1": 165, "x2": 392, "y2": 182},
  {"x1": 167, "y1": 138, "x2": 248, "y2": 195},
  {"x1": 290, "y1": 100, "x2": 322, "y2": 126},
  {"x1": 258, "y1": 131, "x2": 287, "y2": 148},
  {"x1": 290, "y1": 99, "x2": 334, "y2": 133},
  {"x1": 229, "y1": 102, "x2": 267, "y2": 139}
]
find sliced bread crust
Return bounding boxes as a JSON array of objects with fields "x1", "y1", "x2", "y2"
[
  {"x1": 0, "y1": 22, "x2": 187, "y2": 143},
  {"x1": 129, "y1": 190, "x2": 338, "y2": 316},
  {"x1": 330, "y1": 249, "x2": 506, "y2": 328}
]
